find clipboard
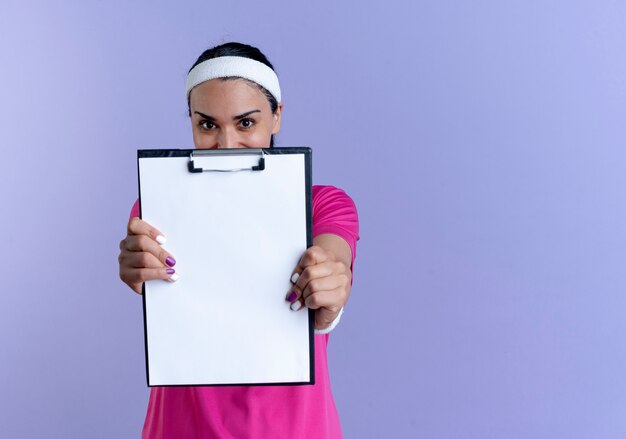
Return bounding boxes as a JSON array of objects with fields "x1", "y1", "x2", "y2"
[{"x1": 137, "y1": 147, "x2": 314, "y2": 387}]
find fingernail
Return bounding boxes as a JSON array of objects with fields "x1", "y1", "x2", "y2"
[
  {"x1": 156, "y1": 235, "x2": 167, "y2": 245},
  {"x1": 166, "y1": 268, "x2": 175, "y2": 275},
  {"x1": 290, "y1": 273, "x2": 300, "y2": 284},
  {"x1": 169, "y1": 273, "x2": 179, "y2": 282},
  {"x1": 290, "y1": 301, "x2": 302, "y2": 311},
  {"x1": 286, "y1": 291, "x2": 297, "y2": 303},
  {"x1": 166, "y1": 256, "x2": 176, "y2": 267}
]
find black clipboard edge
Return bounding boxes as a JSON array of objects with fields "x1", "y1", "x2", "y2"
[
  {"x1": 144, "y1": 380, "x2": 314, "y2": 388},
  {"x1": 137, "y1": 147, "x2": 316, "y2": 387},
  {"x1": 136, "y1": 150, "x2": 151, "y2": 387}
]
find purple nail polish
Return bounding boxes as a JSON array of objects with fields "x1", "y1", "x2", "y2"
[
  {"x1": 166, "y1": 256, "x2": 176, "y2": 267},
  {"x1": 286, "y1": 291, "x2": 297, "y2": 303},
  {"x1": 166, "y1": 268, "x2": 175, "y2": 275}
]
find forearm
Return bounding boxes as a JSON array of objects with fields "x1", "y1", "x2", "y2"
[{"x1": 312, "y1": 233, "x2": 352, "y2": 271}]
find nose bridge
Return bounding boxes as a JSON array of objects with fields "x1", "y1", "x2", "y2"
[{"x1": 217, "y1": 125, "x2": 239, "y2": 149}]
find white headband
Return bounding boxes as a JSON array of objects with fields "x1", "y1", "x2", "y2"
[{"x1": 186, "y1": 56, "x2": 281, "y2": 103}]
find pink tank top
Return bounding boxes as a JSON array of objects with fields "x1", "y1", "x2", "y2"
[{"x1": 129, "y1": 185, "x2": 359, "y2": 439}]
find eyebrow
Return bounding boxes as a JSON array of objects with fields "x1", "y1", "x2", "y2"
[{"x1": 194, "y1": 110, "x2": 261, "y2": 121}]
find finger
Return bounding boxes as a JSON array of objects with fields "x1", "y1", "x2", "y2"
[
  {"x1": 285, "y1": 285, "x2": 305, "y2": 312},
  {"x1": 304, "y1": 288, "x2": 345, "y2": 310},
  {"x1": 285, "y1": 284, "x2": 301, "y2": 304},
  {"x1": 289, "y1": 281, "x2": 347, "y2": 313},
  {"x1": 122, "y1": 235, "x2": 176, "y2": 268},
  {"x1": 120, "y1": 266, "x2": 179, "y2": 285},
  {"x1": 301, "y1": 275, "x2": 344, "y2": 301},
  {"x1": 127, "y1": 217, "x2": 167, "y2": 244},
  {"x1": 301, "y1": 261, "x2": 336, "y2": 283},
  {"x1": 120, "y1": 250, "x2": 164, "y2": 269},
  {"x1": 296, "y1": 246, "x2": 330, "y2": 271},
  {"x1": 290, "y1": 247, "x2": 327, "y2": 284},
  {"x1": 295, "y1": 261, "x2": 344, "y2": 292},
  {"x1": 289, "y1": 297, "x2": 305, "y2": 312}
]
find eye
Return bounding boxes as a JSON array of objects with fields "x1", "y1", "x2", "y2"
[
  {"x1": 199, "y1": 120, "x2": 216, "y2": 130},
  {"x1": 239, "y1": 118, "x2": 255, "y2": 129}
]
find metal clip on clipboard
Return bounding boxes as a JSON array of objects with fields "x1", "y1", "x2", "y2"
[{"x1": 188, "y1": 149, "x2": 266, "y2": 173}]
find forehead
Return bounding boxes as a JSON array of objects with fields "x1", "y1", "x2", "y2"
[{"x1": 189, "y1": 79, "x2": 271, "y2": 114}]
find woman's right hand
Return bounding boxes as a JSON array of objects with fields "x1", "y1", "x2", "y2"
[{"x1": 118, "y1": 217, "x2": 178, "y2": 294}]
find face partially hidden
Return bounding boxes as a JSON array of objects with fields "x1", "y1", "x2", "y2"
[{"x1": 189, "y1": 79, "x2": 282, "y2": 149}]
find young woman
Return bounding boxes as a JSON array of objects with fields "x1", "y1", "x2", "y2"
[{"x1": 118, "y1": 42, "x2": 359, "y2": 439}]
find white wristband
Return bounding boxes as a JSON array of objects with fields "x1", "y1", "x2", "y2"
[{"x1": 314, "y1": 307, "x2": 344, "y2": 335}]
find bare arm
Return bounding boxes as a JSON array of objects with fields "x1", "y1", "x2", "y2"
[{"x1": 313, "y1": 233, "x2": 352, "y2": 269}]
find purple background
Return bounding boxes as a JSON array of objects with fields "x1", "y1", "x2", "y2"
[{"x1": 2, "y1": 1, "x2": 626, "y2": 437}]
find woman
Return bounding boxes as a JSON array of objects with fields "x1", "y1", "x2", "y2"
[{"x1": 118, "y1": 42, "x2": 359, "y2": 439}]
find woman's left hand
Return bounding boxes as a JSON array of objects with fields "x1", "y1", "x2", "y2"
[{"x1": 287, "y1": 244, "x2": 352, "y2": 331}]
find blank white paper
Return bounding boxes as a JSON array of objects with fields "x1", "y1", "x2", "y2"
[{"x1": 138, "y1": 151, "x2": 311, "y2": 386}]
